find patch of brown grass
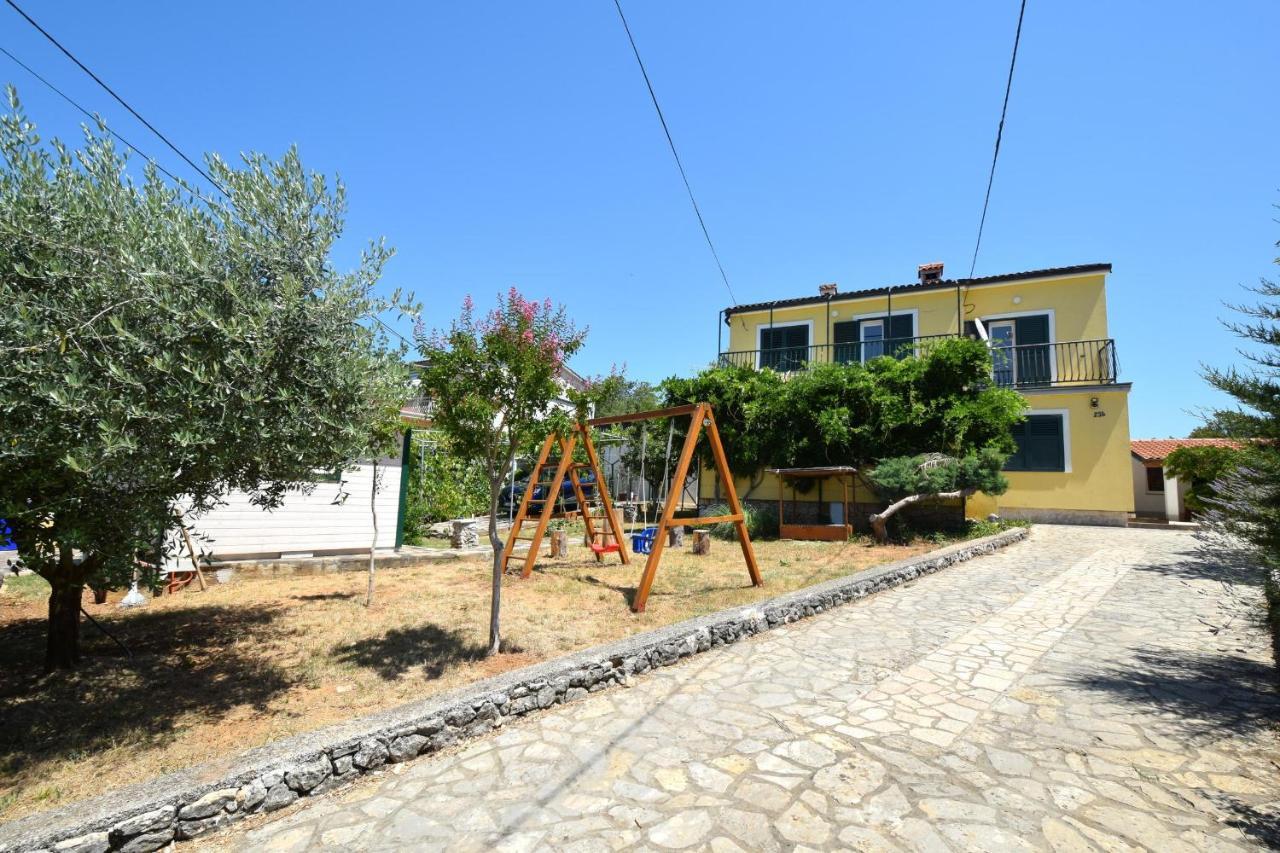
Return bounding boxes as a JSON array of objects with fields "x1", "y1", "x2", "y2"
[{"x1": 0, "y1": 531, "x2": 934, "y2": 821}]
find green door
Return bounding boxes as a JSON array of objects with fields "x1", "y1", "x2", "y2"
[{"x1": 1014, "y1": 315, "x2": 1051, "y2": 386}]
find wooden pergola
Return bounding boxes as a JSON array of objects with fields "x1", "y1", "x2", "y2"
[{"x1": 766, "y1": 466, "x2": 858, "y2": 541}]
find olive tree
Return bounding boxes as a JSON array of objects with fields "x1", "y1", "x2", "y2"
[
  {"x1": 416, "y1": 290, "x2": 585, "y2": 656},
  {"x1": 0, "y1": 90, "x2": 411, "y2": 670}
]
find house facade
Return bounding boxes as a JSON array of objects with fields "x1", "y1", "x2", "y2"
[{"x1": 707, "y1": 262, "x2": 1134, "y2": 526}]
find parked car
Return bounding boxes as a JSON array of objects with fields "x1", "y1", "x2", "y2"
[{"x1": 500, "y1": 472, "x2": 596, "y2": 513}]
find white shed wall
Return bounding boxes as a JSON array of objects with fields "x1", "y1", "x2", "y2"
[
  {"x1": 1131, "y1": 456, "x2": 1167, "y2": 518},
  {"x1": 187, "y1": 451, "x2": 404, "y2": 560}
]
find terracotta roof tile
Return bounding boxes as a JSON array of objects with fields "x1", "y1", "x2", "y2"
[{"x1": 1130, "y1": 438, "x2": 1242, "y2": 462}]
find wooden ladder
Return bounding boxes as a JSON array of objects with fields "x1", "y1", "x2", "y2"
[{"x1": 501, "y1": 423, "x2": 630, "y2": 578}]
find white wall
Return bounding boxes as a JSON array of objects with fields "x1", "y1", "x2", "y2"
[
  {"x1": 1131, "y1": 456, "x2": 1167, "y2": 518},
  {"x1": 186, "y1": 451, "x2": 404, "y2": 560}
]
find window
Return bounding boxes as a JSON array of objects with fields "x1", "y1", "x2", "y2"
[
  {"x1": 832, "y1": 314, "x2": 915, "y2": 364},
  {"x1": 759, "y1": 324, "x2": 809, "y2": 370},
  {"x1": 984, "y1": 313, "x2": 1052, "y2": 387},
  {"x1": 1005, "y1": 414, "x2": 1066, "y2": 472},
  {"x1": 861, "y1": 320, "x2": 885, "y2": 359},
  {"x1": 1146, "y1": 466, "x2": 1165, "y2": 493}
]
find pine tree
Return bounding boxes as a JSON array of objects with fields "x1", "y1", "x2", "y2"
[{"x1": 1197, "y1": 231, "x2": 1280, "y2": 578}]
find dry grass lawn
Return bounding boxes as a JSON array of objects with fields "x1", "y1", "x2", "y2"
[{"x1": 0, "y1": 529, "x2": 943, "y2": 821}]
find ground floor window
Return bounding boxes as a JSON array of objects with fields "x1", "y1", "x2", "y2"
[
  {"x1": 1146, "y1": 465, "x2": 1165, "y2": 492},
  {"x1": 1005, "y1": 413, "x2": 1066, "y2": 472}
]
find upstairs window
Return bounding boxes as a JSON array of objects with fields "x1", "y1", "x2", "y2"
[
  {"x1": 759, "y1": 324, "x2": 809, "y2": 371},
  {"x1": 833, "y1": 314, "x2": 914, "y2": 363}
]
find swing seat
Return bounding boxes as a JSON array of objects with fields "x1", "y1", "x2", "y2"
[
  {"x1": 631, "y1": 527, "x2": 659, "y2": 555},
  {"x1": 589, "y1": 541, "x2": 621, "y2": 563}
]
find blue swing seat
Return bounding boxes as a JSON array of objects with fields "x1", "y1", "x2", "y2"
[{"x1": 631, "y1": 526, "x2": 659, "y2": 555}]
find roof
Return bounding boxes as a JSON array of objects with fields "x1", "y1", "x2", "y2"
[
  {"x1": 766, "y1": 466, "x2": 857, "y2": 478},
  {"x1": 1130, "y1": 438, "x2": 1242, "y2": 462},
  {"x1": 723, "y1": 263, "x2": 1112, "y2": 319}
]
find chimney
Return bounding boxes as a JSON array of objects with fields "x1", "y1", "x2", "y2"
[
  {"x1": 918, "y1": 262, "x2": 944, "y2": 284},
  {"x1": 818, "y1": 282, "x2": 838, "y2": 297}
]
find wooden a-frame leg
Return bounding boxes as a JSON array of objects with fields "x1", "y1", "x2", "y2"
[
  {"x1": 580, "y1": 423, "x2": 629, "y2": 565},
  {"x1": 521, "y1": 432, "x2": 577, "y2": 578},
  {"x1": 632, "y1": 405, "x2": 706, "y2": 612},
  {"x1": 705, "y1": 408, "x2": 763, "y2": 588},
  {"x1": 502, "y1": 434, "x2": 554, "y2": 566}
]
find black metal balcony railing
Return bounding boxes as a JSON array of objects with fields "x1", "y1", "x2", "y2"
[
  {"x1": 717, "y1": 336, "x2": 1119, "y2": 389},
  {"x1": 719, "y1": 334, "x2": 958, "y2": 372}
]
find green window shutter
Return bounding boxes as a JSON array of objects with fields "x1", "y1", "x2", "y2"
[
  {"x1": 888, "y1": 314, "x2": 914, "y2": 358},
  {"x1": 833, "y1": 320, "x2": 859, "y2": 343},
  {"x1": 833, "y1": 320, "x2": 858, "y2": 363},
  {"x1": 760, "y1": 325, "x2": 808, "y2": 370},
  {"x1": 1014, "y1": 314, "x2": 1051, "y2": 386},
  {"x1": 1014, "y1": 314, "x2": 1049, "y2": 344},
  {"x1": 1006, "y1": 414, "x2": 1064, "y2": 472}
]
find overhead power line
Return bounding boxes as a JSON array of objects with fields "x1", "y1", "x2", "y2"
[
  {"x1": 0, "y1": 18, "x2": 414, "y2": 351},
  {"x1": 611, "y1": 0, "x2": 738, "y2": 305},
  {"x1": 968, "y1": 0, "x2": 1028, "y2": 279},
  {"x1": 4, "y1": 0, "x2": 230, "y2": 197},
  {"x1": 0, "y1": 44, "x2": 186, "y2": 186}
]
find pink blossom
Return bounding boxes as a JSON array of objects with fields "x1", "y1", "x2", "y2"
[
  {"x1": 522, "y1": 328, "x2": 534, "y2": 344},
  {"x1": 462, "y1": 294, "x2": 473, "y2": 312}
]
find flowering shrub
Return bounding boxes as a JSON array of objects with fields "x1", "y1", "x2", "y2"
[{"x1": 417, "y1": 288, "x2": 587, "y2": 655}]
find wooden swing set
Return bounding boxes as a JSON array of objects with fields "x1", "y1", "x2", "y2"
[{"x1": 501, "y1": 402, "x2": 762, "y2": 612}]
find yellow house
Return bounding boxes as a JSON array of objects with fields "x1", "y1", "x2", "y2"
[{"x1": 706, "y1": 262, "x2": 1134, "y2": 527}]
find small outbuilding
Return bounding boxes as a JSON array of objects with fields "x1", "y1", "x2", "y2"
[
  {"x1": 1129, "y1": 438, "x2": 1239, "y2": 523},
  {"x1": 766, "y1": 466, "x2": 857, "y2": 541}
]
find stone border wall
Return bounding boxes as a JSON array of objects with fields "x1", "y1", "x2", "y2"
[{"x1": 0, "y1": 527, "x2": 1029, "y2": 853}]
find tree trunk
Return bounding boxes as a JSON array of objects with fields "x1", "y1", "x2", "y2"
[
  {"x1": 869, "y1": 489, "x2": 971, "y2": 544},
  {"x1": 487, "y1": 475, "x2": 505, "y2": 657},
  {"x1": 366, "y1": 458, "x2": 379, "y2": 607},
  {"x1": 45, "y1": 546, "x2": 86, "y2": 671}
]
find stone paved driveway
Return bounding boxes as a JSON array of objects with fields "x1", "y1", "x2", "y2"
[{"x1": 218, "y1": 526, "x2": 1280, "y2": 851}]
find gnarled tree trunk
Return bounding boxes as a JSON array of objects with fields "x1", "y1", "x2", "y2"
[
  {"x1": 869, "y1": 489, "x2": 972, "y2": 544},
  {"x1": 45, "y1": 546, "x2": 89, "y2": 671}
]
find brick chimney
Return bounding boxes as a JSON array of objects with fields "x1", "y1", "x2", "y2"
[
  {"x1": 918, "y1": 262, "x2": 944, "y2": 284},
  {"x1": 818, "y1": 282, "x2": 838, "y2": 296}
]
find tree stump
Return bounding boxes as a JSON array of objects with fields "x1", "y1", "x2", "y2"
[
  {"x1": 668, "y1": 526, "x2": 685, "y2": 548},
  {"x1": 550, "y1": 529, "x2": 568, "y2": 558},
  {"x1": 692, "y1": 529, "x2": 711, "y2": 555}
]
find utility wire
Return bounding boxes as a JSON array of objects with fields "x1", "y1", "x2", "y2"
[
  {"x1": 0, "y1": 44, "x2": 186, "y2": 186},
  {"x1": 0, "y1": 17, "x2": 414, "y2": 350},
  {"x1": 0, "y1": 51, "x2": 414, "y2": 350},
  {"x1": 611, "y1": 0, "x2": 737, "y2": 305},
  {"x1": 4, "y1": 0, "x2": 230, "y2": 197},
  {"x1": 968, "y1": 0, "x2": 1028, "y2": 279}
]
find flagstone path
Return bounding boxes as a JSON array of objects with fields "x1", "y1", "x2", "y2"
[{"x1": 217, "y1": 526, "x2": 1280, "y2": 851}]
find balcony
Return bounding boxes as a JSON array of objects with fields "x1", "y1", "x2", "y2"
[{"x1": 717, "y1": 336, "x2": 1119, "y2": 389}]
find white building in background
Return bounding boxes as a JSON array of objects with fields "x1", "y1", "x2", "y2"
[
  {"x1": 185, "y1": 444, "x2": 409, "y2": 561},
  {"x1": 1129, "y1": 438, "x2": 1240, "y2": 523}
]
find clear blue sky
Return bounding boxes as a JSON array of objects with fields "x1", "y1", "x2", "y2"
[{"x1": 4, "y1": 1, "x2": 1277, "y2": 437}]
